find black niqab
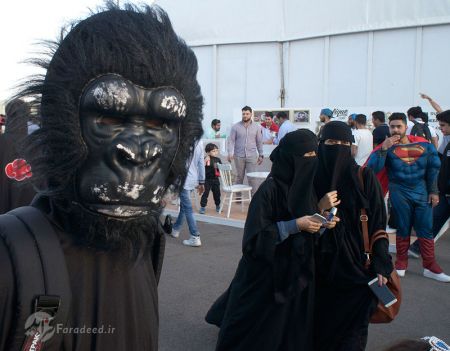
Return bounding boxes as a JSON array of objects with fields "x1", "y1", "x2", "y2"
[
  {"x1": 269, "y1": 129, "x2": 318, "y2": 218},
  {"x1": 315, "y1": 121, "x2": 366, "y2": 212}
]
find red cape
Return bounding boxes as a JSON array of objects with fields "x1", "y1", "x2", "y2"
[{"x1": 363, "y1": 135, "x2": 429, "y2": 196}]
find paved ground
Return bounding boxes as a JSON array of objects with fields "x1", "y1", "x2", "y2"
[{"x1": 159, "y1": 222, "x2": 450, "y2": 351}]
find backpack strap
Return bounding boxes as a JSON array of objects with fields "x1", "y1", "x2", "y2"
[
  {"x1": 0, "y1": 213, "x2": 46, "y2": 350},
  {"x1": 411, "y1": 121, "x2": 432, "y2": 141},
  {"x1": 0, "y1": 206, "x2": 71, "y2": 350}
]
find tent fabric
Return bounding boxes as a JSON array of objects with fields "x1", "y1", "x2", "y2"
[{"x1": 157, "y1": 0, "x2": 450, "y2": 46}]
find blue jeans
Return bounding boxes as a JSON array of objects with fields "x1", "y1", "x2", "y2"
[{"x1": 173, "y1": 189, "x2": 200, "y2": 237}]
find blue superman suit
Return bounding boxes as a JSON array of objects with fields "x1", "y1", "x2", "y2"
[{"x1": 367, "y1": 140, "x2": 443, "y2": 273}]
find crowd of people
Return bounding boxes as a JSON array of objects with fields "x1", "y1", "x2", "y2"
[
  {"x1": 164, "y1": 103, "x2": 449, "y2": 350},
  {"x1": 2, "y1": 91, "x2": 449, "y2": 350}
]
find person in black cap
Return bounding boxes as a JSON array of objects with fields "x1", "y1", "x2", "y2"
[
  {"x1": 205, "y1": 129, "x2": 339, "y2": 351},
  {"x1": 314, "y1": 121, "x2": 393, "y2": 351}
]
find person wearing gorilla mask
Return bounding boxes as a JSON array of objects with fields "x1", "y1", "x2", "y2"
[
  {"x1": 205, "y1": 129, "x2": 339, "y2": 351},
  {"x1": 314, "y1": 121, "x2": 393, "y2": 351},
  {"x1": 0, "y1": 4, "x2": 202, "y2": 351}
]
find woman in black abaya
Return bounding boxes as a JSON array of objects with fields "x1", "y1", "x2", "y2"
[
  {"x1": 205, "y1": 129, "x2": 338, "y2": 351},
  {"x1": 0, "y1": 99, "x2": 36, "y2": 214},
  {"x1": 313, "y1": 121, "x2": 393, "y2": 351}
]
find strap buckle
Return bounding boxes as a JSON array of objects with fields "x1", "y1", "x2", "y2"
[
  {"x1": 360, "y1": 214, "x2": 368, "y2": 222},
  {"x1": 34, "y1": 295, "x2": 60, "y2": 318}
]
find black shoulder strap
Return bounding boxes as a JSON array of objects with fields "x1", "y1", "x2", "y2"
[
  {"x1": 423, "y1": 124, "x2": 432, "y2": 141},
  {"x1": 0, "y1": 206, "x2": 71, "y2": 350},
  {"x1": 410, "y1": 121, "x2": 419, "y2": 135}
]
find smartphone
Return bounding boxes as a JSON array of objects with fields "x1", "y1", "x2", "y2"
[
  {"x1": 326, "y1": 207, "x2": 337, "y2": 221},
  {"x1": 368, "y1": 277, "x2": 397, "y2": 307},
  {"x1": 311, "y1": 213, "x2": 328, "y2": 224},
  {"x1": 311, "y1": 213, "x2": 328, "y2": 236}
]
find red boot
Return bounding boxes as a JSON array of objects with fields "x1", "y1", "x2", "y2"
[
  {"x1": 395, "y1": 236, "x2": 410, "y2": 275},
  {"x1": 418, "y1": 238, "x2": 450, "y2": 282},
  {"x1": 418, "y1": 238, "x2": 442, "y2": 273}
]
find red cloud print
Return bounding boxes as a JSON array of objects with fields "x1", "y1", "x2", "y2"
[{"x1": 5, "y1": 159, "x2": 32, "y2": 181}]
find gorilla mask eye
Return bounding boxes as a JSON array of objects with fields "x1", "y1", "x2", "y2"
[
  {"x1": 97, "y1": 115, "x2": 123, "y2": 126},
  {"x1": 145, "y1": 119, "x2": 165, "y2": 129},
  {"x1": 150, "y1": 88, "x2": 187, "y2": 120}
]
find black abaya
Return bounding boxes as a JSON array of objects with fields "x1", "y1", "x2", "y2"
[
  {"x1": 206, "y1": 129, "x2": 320, "y2": 351},
  {"x1": 206, "y1": 178, "x2": 315, "y2": 351},
  {"x1": 314, "y1": 122, "x2": 393, "y2": 351}
]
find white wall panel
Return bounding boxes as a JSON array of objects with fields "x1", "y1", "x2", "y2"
[
  {"x1": 245, "y1": 44, "x2": 281, "y2": 109},
  {"x1": 195, "y1": 24, "x2": 450, "y2": 135},
  {"x1": 371, "y1": 28, "x2": 417, "y2": 107},
  {"x1": 328, "y1": 33, "x2": 369, "y2": 106},
  {"x1": 193, "y1": 47, "x2": 214, "y2": 131},
  {"x1": 216, "y1": 43, "x2": 280, "y2": 130},
  {"x1": 286, "y1": 38, "x2": 325, "y2": 107},
  {"x1": 216, "y1": 45, "x2": 247, "y2": 129},
  {"x1": 420, "y1": 25, "x2": 450, "y2": 111}
]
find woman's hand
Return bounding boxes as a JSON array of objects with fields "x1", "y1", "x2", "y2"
[
  {"x1": 318, "y1": 191, "x2": 341, "y2": 211},
  {"x1": 322, "y1": 214, "x2": 340, "y2": 230},
  {"x1": 377, "y1": 274, "x2": 388, "y2": 286},
  {"x1": 296, "y1": 216, "x2": 323, "y2": 233}
]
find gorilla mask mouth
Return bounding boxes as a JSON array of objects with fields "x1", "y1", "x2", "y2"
[{"x1": 83, "y1": 182, "x2": 167, "y2": 218}]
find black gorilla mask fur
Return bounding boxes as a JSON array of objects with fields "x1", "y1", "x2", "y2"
[{"x1": 13, "y1": 4, "x2": 203, "y2": 253}]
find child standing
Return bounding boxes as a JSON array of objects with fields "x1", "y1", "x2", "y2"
[{"x1": 200, "y1": 143, "x2": 222, "y2": 214}]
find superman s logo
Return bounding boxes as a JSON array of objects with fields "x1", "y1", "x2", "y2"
[{"x1": 392, "y1": 144, "x2": 425, "y2": 165}]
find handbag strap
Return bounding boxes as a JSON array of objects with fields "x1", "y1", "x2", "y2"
[
  {"x1": 357, "y1": 167, "x2": 371, "y2": 266},
  {"x1": 357, "y1": 167, "x2": 390, "y2": 266}
]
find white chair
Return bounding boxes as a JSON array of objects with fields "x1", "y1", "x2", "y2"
[{"x1": 217, "y1": 163, "x2": 252, "y2": 218}]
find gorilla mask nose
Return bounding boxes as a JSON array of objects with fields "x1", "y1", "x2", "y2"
[{"x1": 115, "y1": 141, "x2": 162, "y2": 166}]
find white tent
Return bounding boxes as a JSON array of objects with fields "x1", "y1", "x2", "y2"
[{"x1": 157, "y1": 0, "x2": 450, "y2": 133}]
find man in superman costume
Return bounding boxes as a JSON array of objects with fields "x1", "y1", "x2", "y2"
[{"x1": 366, "y1": 112, "x2": 450, "y2": 282}]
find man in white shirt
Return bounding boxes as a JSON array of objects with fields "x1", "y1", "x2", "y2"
[
  {"x1": 273, "y1": 111, "x2": 296, "y2": 144},
  {"x1": 351, "y1": 114, "x2": 373, "y2": 165}
]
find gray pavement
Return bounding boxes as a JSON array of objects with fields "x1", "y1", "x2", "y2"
[{"x1": 159, "y1": 222, "x2": 450, "y2": 351}]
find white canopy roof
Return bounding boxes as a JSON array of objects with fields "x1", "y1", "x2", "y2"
[{"x1": 157, "y1": 0, "x2": 450, "y2": 45}]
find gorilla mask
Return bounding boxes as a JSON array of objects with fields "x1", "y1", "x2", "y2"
[
  {"x1": 14, "y1": 4, "x2": 203, "y2": 254},
  {"x1": 16, "y1": 4, "x2": 203, "y2": 219},
  {"x1": 78, "y1": 74, "x2": 186, "y2": 218}
]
